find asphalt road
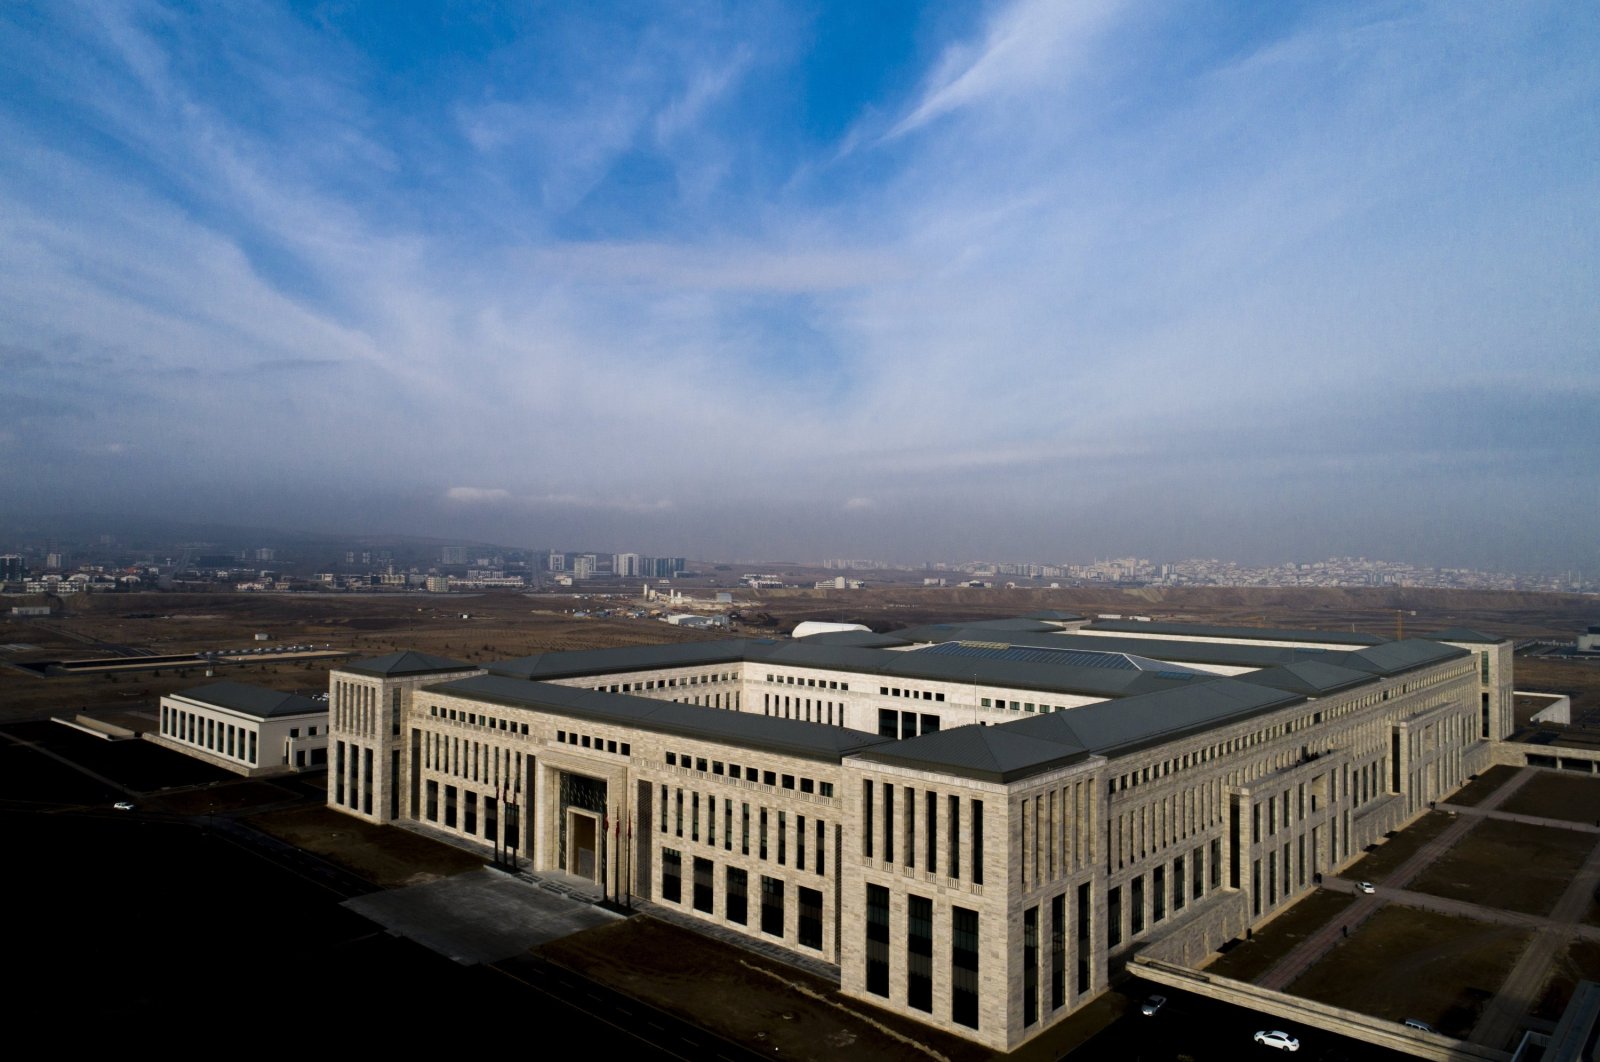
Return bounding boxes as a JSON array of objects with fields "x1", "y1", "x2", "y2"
[{"x1": 1072, "y1": 978, "x2": 1415, "y2": 1062}]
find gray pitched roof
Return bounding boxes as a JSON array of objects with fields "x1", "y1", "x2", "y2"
[
  {"x1": 174, "y1": 681, "x2": 323, "y2": 719},
  {"x1": 343, "y1": 651, "x2": 475, "y2": 678},
  {"x1": 434, "y1": 675, "x2": 894, "y2": 763},
  {"x1": 1086, "y1": 620, "x2": 1385, "y2": 646},
  {"x1": 859, "y1": 677, "x2": 1304, "y2": 782},
  {"x1": 1422, "y1": 627, "x2": 1505, "y2": 644},
  {"x1": 853, "y1": 725, "x2": 1089, "y2": 783},
  {"x1": 796, "y1": 630, "x2": 915, "y2": 649},
  {"x1": 490, "y1": 640, "x2": 758, "y2": 680}
]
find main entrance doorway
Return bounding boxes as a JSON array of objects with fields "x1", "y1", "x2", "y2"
[{"x1": 557, "y1": 771, "x2": 608, "y2": 884}]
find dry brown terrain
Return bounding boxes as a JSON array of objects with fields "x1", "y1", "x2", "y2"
[{"x1": 3, "y1": 585, "x2": 1595, "y2": 730}]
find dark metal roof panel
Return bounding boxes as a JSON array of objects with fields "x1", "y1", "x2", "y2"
[
  {"x1": 343, "y1": 650, "x2": 475, "y2": 678},
  {"x1": 1086, "y1": 620, "x2": 1385, "y2": 646},
  {"x1": 853, "y1": 724, "x2": 1089, "y2": 783},
  {"x1": 430, "y1": 675, "x2": 894, "y2": 762},
  {"x1": 173, "y1": 681, "x2": 324, "y2": 719}
]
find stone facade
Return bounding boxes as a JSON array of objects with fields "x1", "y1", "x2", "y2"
[{"x1": 325, "y1": 620, "x2": 1508, "y2": 1053}]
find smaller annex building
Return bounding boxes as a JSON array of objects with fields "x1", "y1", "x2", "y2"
[{"x1": 152, "y1": 681, "x2": 328, "y2": 777}]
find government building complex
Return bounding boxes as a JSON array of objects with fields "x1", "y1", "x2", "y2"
[{"x1": 324, "y1": 613, "x2": 1513, "y2": 1052}]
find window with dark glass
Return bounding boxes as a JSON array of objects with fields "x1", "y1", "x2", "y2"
[
  {"x1": 952, "y1": 906, "x2": 980, "y2": 1029},
  {"x1": 866, "y1": 884, "x2": 890, "y2": 997}
]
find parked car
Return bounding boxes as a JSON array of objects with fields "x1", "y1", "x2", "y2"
[
  {"x1": 1140, "y1": 994, "x2": 1167, "y2": 1016},
  {"x1": 113, "y1": 801, "x2": 135, "y2": 811},
  {"x1": 1403, "y1": 1018, "x2": 1435, "y2": 1033},
  {"x1": 1356, "y1": 881, "x2": 1376, "y2": 894},
  {"x1": 1254, "y1": 1030, "x2": 1300, "y2": 1052}
]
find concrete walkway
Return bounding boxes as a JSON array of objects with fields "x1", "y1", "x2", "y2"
[{"x1": 1253, "y1": 766, "x2": 1600, "y2": 1052}]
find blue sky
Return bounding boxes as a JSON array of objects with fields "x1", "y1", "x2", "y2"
[{"x1": 2, "y1": 1, "x2": 1596, "y2": 569}]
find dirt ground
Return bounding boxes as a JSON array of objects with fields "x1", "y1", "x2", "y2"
[
  {"x1": 1407, "y1": 818, "x2": 1595, "y2": 917},
  {"x1": 1343, "y1": 810, "x2": 1457, "y2": 884},
  {"x1": 1445, "y1": 765, "x2": 1520, "y2": 808},
  {"x1": 1497, "y1": 771, "x2": 1600, "y2": 825},
  {"x1": 1285, "y1": 906, "x2": 1531, "y2": 1037},
  {"x1": 250, "y1": 802, "x2": 487, "y2": 887},
  {"x1": 1200, "y1": 889, "x2": 1355, "y2": 982},
  {"x1": 1534, "y1": 939, "x2": 1600, "y2": 1022}
]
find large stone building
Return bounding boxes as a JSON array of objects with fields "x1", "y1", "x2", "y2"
[{"x1": 325, "y1": 614, "x2": 1512, "y2": 1052}]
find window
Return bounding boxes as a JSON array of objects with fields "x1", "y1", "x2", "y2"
[
  {"x1": 952, "y1": 907, "x2": 980, "y2": 1030},
  {"x1": 907, "y1": 894, "x2": 933, "y2": 1012},
  {"x1": 971, "y1": 799, "x2": 983, "y2": 885},
  {"x1": 1023, "y1": 906, "x2": 1039, "y2": 1026},
  {"x1": 662, "y1": 848, "x2": 682, "y2": 903},
  {"x1": 761, "y1": 876, "x2": 784, "y2": 938},
  {"x1": 866, "y1": 884, "x2": 890, "y2": 997},
  {"x1": 726, "y1": 866, "x2": 748, "y2": 925},
  {"x1": 693, "y1": 857, "x2": 714, "y2": 914},
  {"x1": 1050, "y1": 893, "x2": 1066, "y2": 1010},
  {"x1": 798, "y1": 887, "x2": 823, "y2": 950}
]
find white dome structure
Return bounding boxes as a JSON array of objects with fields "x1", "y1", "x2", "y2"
[{"x1": 791, "y1": 620, "x2": 871, "y2": 639}]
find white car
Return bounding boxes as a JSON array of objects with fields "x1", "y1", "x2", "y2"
[
  {"x1": 1255, "y1": 1030, "x2": 1300, "y2": 1051},
  {"x1": 1140, "y1": 994, "x2": 1167, "y2": 1016},
  {"x1": 113, "y1": 801, "x2": 135, "y2": 811},
  {"x1": 1356, "y1": 881, "x2": 1376, "y2": 894}
]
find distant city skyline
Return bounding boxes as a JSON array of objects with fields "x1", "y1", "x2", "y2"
[{"x1": 3, "y1": 3, "x2": 1596, "y2": 572}]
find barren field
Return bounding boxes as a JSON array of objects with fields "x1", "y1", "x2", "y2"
[
  {"x1": 1201, "y1": 888, "x2": 1355, "y2": 982},
  {"x1": 1496, "y1": 771, "x2": 1600, "y2": 825},
  {"x1": 1445, "y1": 765, "x2": 1520, "y2": 808},
  {"x1": 1286, "y1": 906, "x2": 1530, "y2": 1037},
  {"x1": 1343, "y1": 810, "x2": 1457, "y2": 884},
  {"x1": 1406, "y1": 818, "x2": 1595, "y2": 916}
]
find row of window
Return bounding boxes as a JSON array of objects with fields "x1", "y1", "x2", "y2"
[
  {"x1": 1108, "y1": 840, "x2": 1221, "y2": 949},
  {"x1": 428, "y1": 703, "x2": 532, "y2": 736},
  {"x1": 1017, "y1": 780, "x2": 1095, "y2": 887},
  {"x1": 766, "y1": 673, "x2": 850, "y2": 692},
  {"x1": 333, "y1": 741, "x2": 372, "y2": 815},
  {"x1": 863, "y1": 781, "x2": 983, "y2": 884},
  {"x1": 596, "y1": 671, "x2": 735, "y2": 694},
  {"x1": 1020, "y1": 885, "x2": 1095, "y2": 1027},
  {"x1": 660, "y1": 849, "x2": 825, "y2": 950},
  {"x1": 162, "y1": 706, "x2": 259, "y2": 765},
  {"x1": 764, "y1": 693, "x2": 847, "y2": 726},
  {"x1": 658, "y1": 785, "x2": 829, "y2": 875},
  {"x1": 1111, "y1": 778, "x2": 1222, "y2": 870},
  {"x1": 421, "y1": 728, "x2": 523, "y2": 791},
  {"x1": 421, "y1": 778, "x2": 518, "y2": 847},
  {"x1": 555, "y1": 730, "x2": 631, "y2": 757},
  {"x1": 333, "y1": 682, "x2": 400, "y2": 739},
  {"x1": 979, "y1": 695, "x2": 1072, "y2": 715},
  {"x1": 879, "y1": 686, "x2": 947, "y2": 702},
  {"x1": 664, "y1": 753, "x2": 835, "y2": 798},
  {"x1": 865, "y1": 886, "x2": 982, "y2": 1030}
]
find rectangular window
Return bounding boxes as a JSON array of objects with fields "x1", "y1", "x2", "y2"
[
  {"x1": 1051, "y1": 893, "x2": 1066, "y2": 1010},
  {"x1": 1023, "y1": 905, "x2": 1039, "y2": 1026},
  {"x1": 883, "y1": 784, "x2": 895, "y2": 865},
  {"x1": 1153, "y1": 865, "x2": 1166, "y2": 922},
  {"x1": 692, "y1": 792, "x2": 700, "y2": 842},
  {"x1": 726, "y1": 866, "x2": 748, "y2": 925},
  {"x1": 1107, "y1": 885, "x2": 1122, "y2": 948},
  {"x1": 905, "y1": 787, "x2": 916, "y2": 869},
  {"x1": 742, "y1": 802, "x2": 750, "y2": 856},
  {"x1": 863, "y1": 780, "x2": 875, "y2": 859},
  {"x1": 949, "y1": 794, "x2": 961, "y2": 879},
  {"x1": 952, "y1": 907, "x2": 980, "y2": 1030},
  {"x1": 866, "y1": 884, "x2": 890, "y2": 997},
  {"x1": 760, "y1": 807, "x2": 769, "y2": 860},
  {"x1": 761, "y1": 876, "x2": 784, "y2": 938},
  {"x1": 798, "y1": 886, "x2": 823, "y2": 950},
  {"x1": 908, "y1": 893, "x2": 933, "y2": 1012},
  {"x1": 778, "y1": 811, "x2": 787, "y2": 865},
  {"x1": 693, "y1": 857, "x2": 714, "y2": 914},
  {"x1": 662, "y1": 848, "x2": 682, "y2": 903},
  {"x1": 971, "y1": 799, "x2": 984, "y2": 885},
  {"x1": 926, "y1": 790, "x2": 938, "y2": 876}
]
